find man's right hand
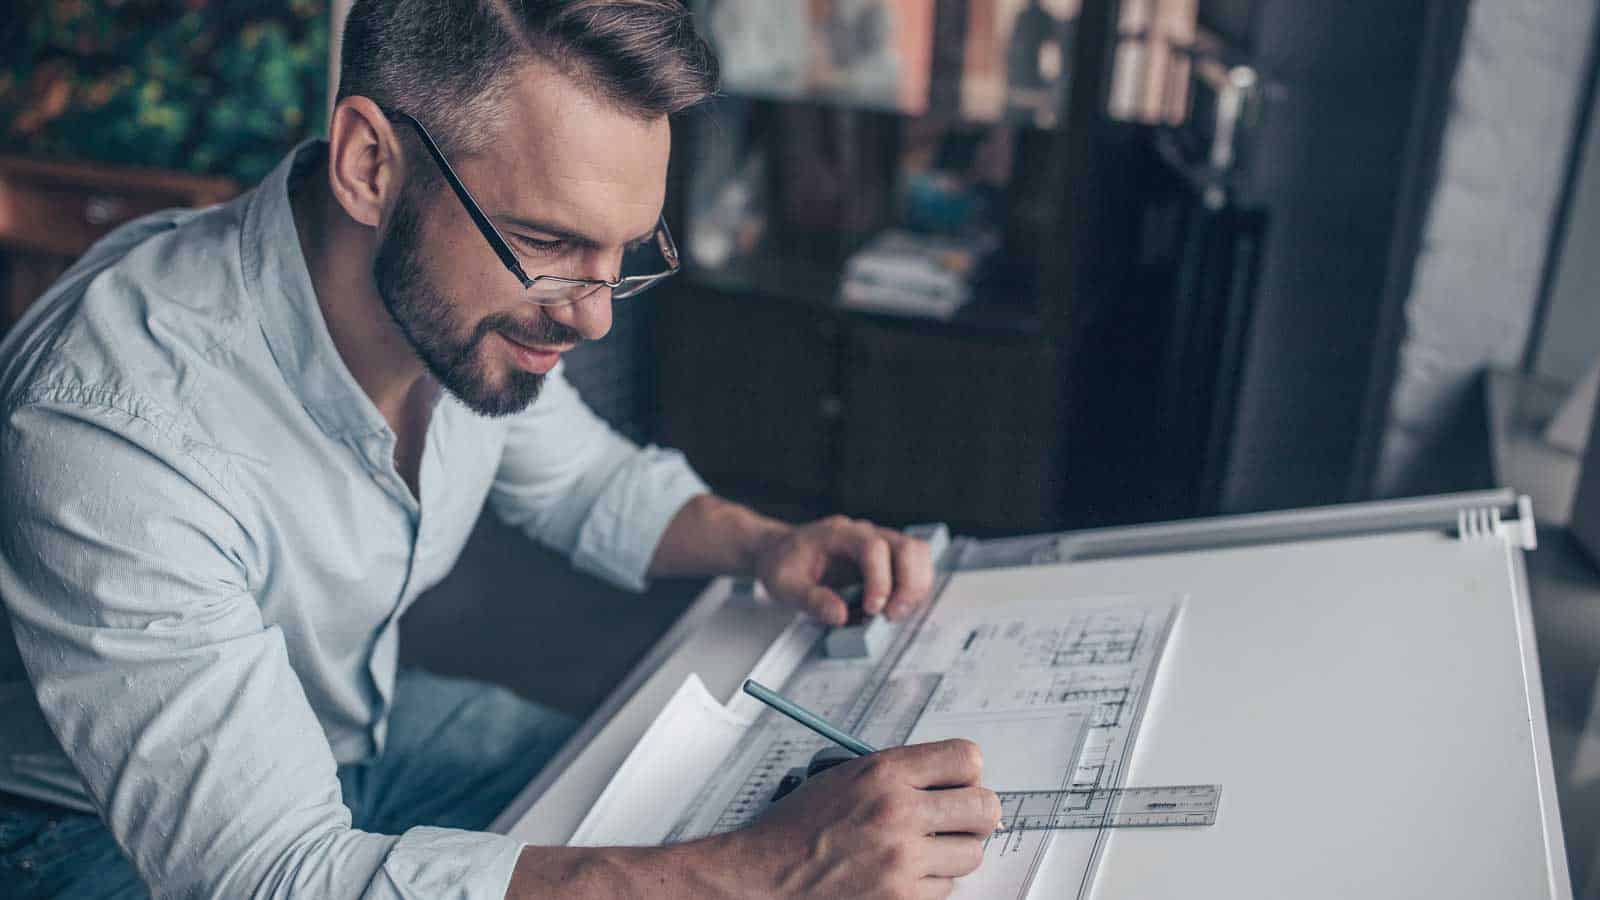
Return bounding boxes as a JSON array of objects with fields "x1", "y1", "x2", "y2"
[
  {"x1": 717, "y1": 738, "x2": 1002, "y2": 899},
  {"x1": 505, "y1": 739, "x2": 999, "y2": 899}
]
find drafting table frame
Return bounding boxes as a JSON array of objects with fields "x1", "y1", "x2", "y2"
[{"x1": 490, "y1": 488, "x2": 1570, "y2": 897}]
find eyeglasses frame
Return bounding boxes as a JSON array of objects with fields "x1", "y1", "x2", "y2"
[{"x1": 384, "y1": 108, "x2": 680, "y2": 304}]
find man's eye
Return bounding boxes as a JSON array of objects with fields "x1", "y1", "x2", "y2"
[{"x1": 516, "y1": 235, "x2": 566, "y2": 256}]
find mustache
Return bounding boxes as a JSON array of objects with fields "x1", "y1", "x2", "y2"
[{"x1": 479, "y1": 311, "x2": 584, "y2": 350}]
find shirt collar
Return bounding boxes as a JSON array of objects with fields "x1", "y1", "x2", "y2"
[{"x1": 243, "y1": 138, "x2": 390, "y2": 440}]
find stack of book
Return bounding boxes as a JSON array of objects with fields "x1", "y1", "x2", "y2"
[{"x1": 839, "y1": 229, "x2": 997, "y2": 320}]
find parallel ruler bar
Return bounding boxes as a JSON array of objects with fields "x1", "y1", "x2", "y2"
[{"x1": 996, "y1": 784, "x2": 1221, "y2": 833}]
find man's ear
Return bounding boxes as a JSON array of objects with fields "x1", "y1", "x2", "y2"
[{"x1": 326, "y1": 96, "x2": 405, "y2": 229}]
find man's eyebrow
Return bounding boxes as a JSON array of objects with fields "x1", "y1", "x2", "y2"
[{"x1": 500, "y1": 214, "x2": 658, "y2": 248}]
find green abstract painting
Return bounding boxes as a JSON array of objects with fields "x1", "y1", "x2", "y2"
[{"x1": 0, "y1": 0, "x2": 329, "y2": 184}]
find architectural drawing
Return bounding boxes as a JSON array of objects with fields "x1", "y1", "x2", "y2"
[{"x1": 669, "y1": 578, "x2": 1181, "y2": 899}]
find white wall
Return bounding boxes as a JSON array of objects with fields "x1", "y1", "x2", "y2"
[
  {"x1": 1535, "y1": 81, "x2": 1600, "y2": 387},
  {"x1": 1376, "y1": 0, "x2": 1598, "y2": 496}
]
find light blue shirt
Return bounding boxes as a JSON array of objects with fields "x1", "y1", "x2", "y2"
[{"x1": 0, "y1": 139, "x2": 709, "y2": 898}]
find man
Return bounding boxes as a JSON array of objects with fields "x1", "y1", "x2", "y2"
[{"x1": 0, "y1": 1, "x2": 999, "y2": 898}]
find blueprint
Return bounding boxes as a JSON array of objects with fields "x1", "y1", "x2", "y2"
[{"x1": 665, "y1": 566, "x2": 1182, "y2": 900}]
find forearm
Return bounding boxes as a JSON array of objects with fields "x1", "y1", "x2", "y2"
[
  {"x1": 647, "y1": 493, "x2": 790, "y2": 578},
  {"x1": 505, "y1": 837, "x2": 741, "y2": 900}
]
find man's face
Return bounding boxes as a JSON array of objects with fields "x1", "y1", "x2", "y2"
[{"x1": 374, "y1": 66, "x2": 670, "y2": 417}]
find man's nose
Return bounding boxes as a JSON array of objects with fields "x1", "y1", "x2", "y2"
[{"x1": 545, "y1": 281, "x2": 612, "y2": 342}]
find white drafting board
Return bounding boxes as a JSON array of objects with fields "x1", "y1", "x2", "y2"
[
  {"x1": 521, "y1": 513, "x2": 1564, "y2": 898},
  {"x1": 990, "y1": 527, "x2": 1559, "y2": 899}
]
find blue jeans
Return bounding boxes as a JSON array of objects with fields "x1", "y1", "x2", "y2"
[{"x1": 0, "y1": 669, "x2": 577, "y2": 899}]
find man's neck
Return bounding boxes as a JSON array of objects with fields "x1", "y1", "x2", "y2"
[{"x1": 287, "y1": 149, "x2": 435, "y2": 433}]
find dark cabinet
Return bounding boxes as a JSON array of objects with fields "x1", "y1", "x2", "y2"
[
  {"x1": 837, "y1": 321, "x2": 1057, "y2": 530},
  {"x1": 655, "y1": 288, "x2": 840, "y2": 500},
  {"x1": 649, "y1": 0, "x2": 1214, "y2": 534},
  {"x1": 655, "y1": 282, "x2": 1061, "y2": 533}
]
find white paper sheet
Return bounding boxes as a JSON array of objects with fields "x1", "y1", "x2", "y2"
[
  {"x1": 558, "y1": 674, "x2": 753, "y2": 847},
  {"x1": 905, "y1": 708, "x2": 1091, "y2": 795},
  {"x1": 669, "y1": 586, "x2": 1181, "y2": 900},
  {"x1": 906, "y1": 707, "x2": 1092, "y2": 899}
]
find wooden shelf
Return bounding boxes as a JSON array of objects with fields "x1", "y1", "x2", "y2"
[
  {"x1": 651, "y1": 2, "x2": 1123, "y2": 533},
  {"x1": 0, "y1": 155, "x2": 239, "y2": 332},
  {"x1": 683, "y1": 251, "x2": 1044, "y2": 339}
]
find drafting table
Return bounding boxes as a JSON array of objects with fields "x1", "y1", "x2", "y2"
[{"x1": 491, "y1": 488, "x2": 1570, "y2": 898}]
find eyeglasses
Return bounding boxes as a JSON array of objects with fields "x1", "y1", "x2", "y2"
[{"x1": 386, "y1": 108, "x2": 680, "y2": 306}]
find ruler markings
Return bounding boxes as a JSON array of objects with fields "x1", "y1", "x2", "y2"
[{"x1": 995, "y1": 784, "x2": 1221, "y2": 833}]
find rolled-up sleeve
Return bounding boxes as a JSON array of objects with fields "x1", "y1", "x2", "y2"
[
  {"x1": 488, "y1": 364, "x2": 708, "y2": 591},
  {"x1": 0, "y1": 395, "x2": 523, "y2": 900}
]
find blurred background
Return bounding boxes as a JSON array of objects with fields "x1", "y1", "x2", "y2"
[{"x1": 5, "y1": 0, "x2": 1600, "y2": 891}]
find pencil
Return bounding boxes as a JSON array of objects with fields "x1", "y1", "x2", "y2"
[{"x1": 742, "y1": 678, "x2": 879, "y2": 757}]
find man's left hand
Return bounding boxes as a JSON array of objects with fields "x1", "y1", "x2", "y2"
[{"x1": 753, "y1": 516, "x2": 934, "y2": 626}]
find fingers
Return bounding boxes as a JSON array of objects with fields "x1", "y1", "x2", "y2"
[
  {"x1": 917, "y1": 785, "x2": 1003, "y2": 836},
  {"x1": 892, "y1": 739, "x2": 985, "y2": 789},
  {"x1": 883, "y1": 532, "x2": 934, "y2": 620},
  {"x1": 773, "y1": 517, "x2": 936, "y2": 624},
  {"x1": 800, "y1": 583, "x2": 849, "y2": 626},
  {"x1": 828, "y1": 523, "x2": 894, "y2": 616},
  {"x1": 920, "y1": 835, "x2": 987, "y2": 879}
]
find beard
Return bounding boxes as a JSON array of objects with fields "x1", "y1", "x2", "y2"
[{"x1": 373, "y1": 179, "x2": 583, "y2": 417}]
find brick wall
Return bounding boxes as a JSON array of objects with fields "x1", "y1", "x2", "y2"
[{"x1": 1376, "y1": 0, "x2": 1598, "y2": 496}]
